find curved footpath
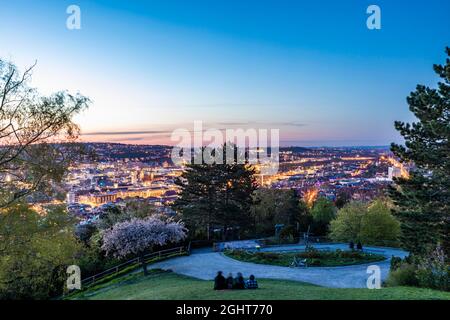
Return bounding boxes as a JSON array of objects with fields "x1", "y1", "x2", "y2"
[{"x1": 150, "y1": 243, "x2": 408, "y2": 288}]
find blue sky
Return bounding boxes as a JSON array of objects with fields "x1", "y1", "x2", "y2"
[{"x1": 0, "y1": 0, "x2": 449, "y2": 146}]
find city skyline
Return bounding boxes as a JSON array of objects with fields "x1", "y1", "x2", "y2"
[{"x1": 1, "y1": 0, "x2": 449, "y2": 146}]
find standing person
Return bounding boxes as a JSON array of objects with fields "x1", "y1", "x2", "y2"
[
  {"x1": 214, "y1": 271, "x2": 226, "y2": 290},
  {"x1": 226, "y1": 273, "x2": 234, "y2": 289},
  {"x1": 356, "y1": 241, "x2": 363, "y2": 250},
  {"x1": 245, "y1": 275, "x2": 258, "y2": 289},
  {"x1": 233, "y1": 272, "x2": 245, "y2": 289}
]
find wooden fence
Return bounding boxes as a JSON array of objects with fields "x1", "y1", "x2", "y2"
[{"x1": 81, "y1": 245, "x2": 189, "y2": 288}]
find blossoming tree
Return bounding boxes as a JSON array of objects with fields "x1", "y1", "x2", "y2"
[{"x1": 102, "y1": 217, "x2": 187, "y2": 275}]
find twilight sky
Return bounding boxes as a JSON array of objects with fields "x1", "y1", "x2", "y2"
[{"x1": 1, "y1": 0, "x2": 449, "y2": 146}]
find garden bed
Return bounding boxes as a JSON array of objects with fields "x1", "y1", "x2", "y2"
[{"x1": 224, "y1": 248, "x2": 386, "y2": 267}]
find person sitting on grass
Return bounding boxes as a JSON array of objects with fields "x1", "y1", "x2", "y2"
[
  {"x1": 233, "y1": 272, "x2": 245, "y2": 289},
  {"x1": 245, "y1": 275, "x2": 258, "y2": 289},
  {"x1": 214, "y1": 271, "x2": 226, "y2": 290},
  {"x1": 226, "y1": 273, "x2": 234, "y2": 289}
]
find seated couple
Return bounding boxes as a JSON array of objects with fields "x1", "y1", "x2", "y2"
[{"x1": 214, "y1": 271, "x2": 258, "y2": 290}]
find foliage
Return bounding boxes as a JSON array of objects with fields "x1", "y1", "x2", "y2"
[
  {"x1": 329, "y1": 201, "x2": 366, "y2": 242},
  {"x1": 101, "y1": 217, "x2": 186, "y2": 259},
  {"x1": 297, "y1": 200, "x2": 313, "y2": 233},
  {"x1": 360, "y1": 200, "x2": 401, "y2": 245},
  {"x1": 74, "y1": 199, "x2": 164, "y2": 278},
  {"x1": 310, "y1": 197, "x2": 336, "y2": 235},
  {"x1": 389, "y1": 47, "x2": 450, "y2": 257},
  {"x1": 329, "y1": 199, "x2": 400, "y2": 246},
  {"x1": 416, "y1": 246, "x2": 449, "y2": 291},
  {"x1": 75, "y1": 223, "x2": 98, "y2": 245},
  {"x1": 335, "y1": 189, "x2": 352, "y2": 209},
  {"x1": 173, "y1": 144, "x2": 258, "y2": 240},
  {"x1": 390, "y1": 256, "x2": 403, "y2": 271},
  {"x1": 0, "y1": 204, "x2": 81, "y2": 299},
  {"x1": 101, "y1": 216, "x2": 186, "y2": 275},
  {"x1": 0, "y1": 59, "x2": 90, "y2": 207},
  {"x1": 385, "y1": 263, "x2": 419, "y2": 288},
  {"x1": 279, "y1": 226, "x2": 296, "y2": 241},
  {"x1": 96, "y1": 200, "x2": 159, "y2": 231},
  {"x1": 224, "y1": 249, "x2": 384, "y2": 267},
  {"x1": 251, "y1": 188, "x2": 300, "y2": 237},
  {"x1": 76, "y1": 232, "x2": 119, "y2": 279}
]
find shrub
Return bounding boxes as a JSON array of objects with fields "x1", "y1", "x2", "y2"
[
  {"x1": 339, "y1": 250, "x2": 363, "y2": 259},
  {"x1": 390, "y1": 256, "x2": 403, "y2": 271},
  {"x1": 308, "y1": 258, "x2": 322, "y2": 266},
  {"x1": 256, "y1": 252, "x2": 280, "y2": 261},
  {"x1": 279, "y1": 225, "x2": 296, "y2": 240},
  {"x1": 416, "y1": 246, "x2": 450, "y2": 291},
  {"x1": 300, "y1": 246, "x2": 321, "y2": 259},
  {"x1": 0, "y1": 205, "x2": 81, "y2": 299},
  {"x1": 385, "y1": 262, "x2": 419, "y2": 287}
]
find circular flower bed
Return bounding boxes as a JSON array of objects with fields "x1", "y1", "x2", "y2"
[{"x1": 224, "y1": 247, "x2": 385, "y2": 267}]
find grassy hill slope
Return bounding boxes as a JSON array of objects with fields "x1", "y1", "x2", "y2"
[{"x1": 69, "y1": 270, "x2": 450, "y2": 300}]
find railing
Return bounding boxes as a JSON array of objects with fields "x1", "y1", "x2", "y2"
[
  {"x1": 212, "y1": 236, "x2": 337, "y2": 252},
  {"x1": 81, "y1": 245, "x2": 189, "y2": 288},
  {"x1": 258, "y1": 236, "x2": 333, "y2": 247}
]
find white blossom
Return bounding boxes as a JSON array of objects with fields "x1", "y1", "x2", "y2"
[{"x1": 101, "y1": 217, "x2": 187, "y2": 258}]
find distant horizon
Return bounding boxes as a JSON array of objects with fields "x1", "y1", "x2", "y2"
[{"x1": 77, "y1": 140, "x2": 391, "y2": 149}]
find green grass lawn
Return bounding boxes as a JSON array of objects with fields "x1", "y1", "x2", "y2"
[
  {"x1": 224, "y1": 249, "x2": 386, "y2": 267},
  {"x1": 69, "y1": 270, "x2": 450, "y2": 300}
]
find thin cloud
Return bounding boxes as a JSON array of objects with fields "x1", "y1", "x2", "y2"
[
  {"x1": 81, "y1": 121, "x2": 307, "y2": 137},
  {"x1": 82, "y1": 130, "x2": 173, "y2": 136},
  {"x1": 216, "y1": 121, "x2": 307, "y2": 127}
]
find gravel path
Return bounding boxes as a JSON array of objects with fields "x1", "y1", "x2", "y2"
[{"x1": 150, "y1": 243, "x2": 408, "y2": 288}]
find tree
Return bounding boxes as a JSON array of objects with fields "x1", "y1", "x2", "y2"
[
  {"x1": 251, "y1": 188, "x2": 300, "y2": 236},
  {"x1": 0, "y1": 59, "x2": 89, "y2": 207},
  {"x1": 173, "y1": 145, "x2": 258, "y2": 240},
  {"x1": 389, "y1": 47, "x2": 450, "y2": 257},
  {"x1": 310, "y1": 197, "x2": 336, "y2": 235},
  {"x1": 329, "y1": 201, "x2": 366, "y2": 242},
  {"x1": 360, "y1": 200, "x2": 401, "y2": 245},
  {"x1": 101, "y1": 217, "x2": 186, "y2": 275},
  {"x1": 96, "y1": 199, "x2": 159, "y2": 230},
  {"x1": 335, "y1": 189, "x2": 352, "y2": 209},
  {"x1": 0, "y1": 203, "x2": 81, "y2": 299},
  {"x1": 329, "y1": 199, "x2": 401, "y2": 245},
  {"x1": 173, "y1": 162, "x2": 219, "y2": 239},
  {"x1": 297, "y1": 199, "x2": 313, "y2": 233}
]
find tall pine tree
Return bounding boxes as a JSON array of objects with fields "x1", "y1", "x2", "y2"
[
  {"x1": 173, "y1": 144, "x2": 258, "y2": 241},
  {"x1": 390, "y1": 47, "x2": 450, "y2": 257}
]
